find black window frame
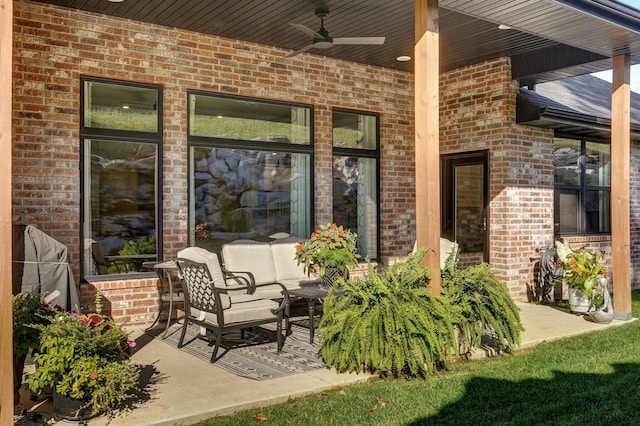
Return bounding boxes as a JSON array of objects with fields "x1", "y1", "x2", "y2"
[
  {"x1": 186, "y1": 90, "x2": 315, "y2": 245},
  {"x1": 331, "y1": 107, "x2": 381, "y2": 261},
  {"x1": 80, "y1": 76, "x2": 163, "y2": 281},
  {"x1": 553, "y1": 133, "x2": 611, "y2": 236}
]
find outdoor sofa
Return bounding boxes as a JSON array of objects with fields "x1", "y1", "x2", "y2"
[{"x1": 221, "y1": 236, "x2": 319, "y2": 300}]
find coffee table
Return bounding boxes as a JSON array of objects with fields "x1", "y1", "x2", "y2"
[{"x1": 288, "y1": 286, "x2": 330, "y2": 344}]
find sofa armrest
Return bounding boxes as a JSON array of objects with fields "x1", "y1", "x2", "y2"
[
  {"x1": 253, "y1": 281, "x2": 289, "y2": 315},
  {"x1": 223, "y1": 268, "x2": 257, "y2": 294}
]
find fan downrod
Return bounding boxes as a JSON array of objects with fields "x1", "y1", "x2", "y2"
[{"x1": 313, "y1": 6, "x2": 332, "y2": 48}]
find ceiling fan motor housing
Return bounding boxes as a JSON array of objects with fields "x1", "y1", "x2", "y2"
[{"x1": 313, "y1": 26, "x2": 333, "y2": 48}]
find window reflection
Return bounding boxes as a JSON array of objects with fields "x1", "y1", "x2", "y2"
[{"x1": 332, "y1": 109, "x2": 379, "y2": 260}]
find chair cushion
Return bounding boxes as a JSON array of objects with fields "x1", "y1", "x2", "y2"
[
  {"x1": 252, "y1": 283, "x2": 291, "y2": 300},
  {"x1": 192, "y1": 298, "x2": 278, "y2": 326},
  {"x1": 222, "y1": 240, "x2": 277, "y2": 285},
  {"x1": 269, "y1": 237, "x2": 309, "y2": 282},
  {"x1": 178, "y1": 247, "x2": 231, "y2": 309},
  {"x1": 440, "y1": 238, "x2": 459, "y2": 269}
]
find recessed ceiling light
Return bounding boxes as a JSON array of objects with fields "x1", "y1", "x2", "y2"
[
  {"x1": 498, "y1": 24, "x2": 511, "y2": 30},
  {"x1": 107, "y1": 0, "x2": 124, "y2": 3},
  {"x1": 396, "y1": 55, "x2": 412, "y2": 62}
]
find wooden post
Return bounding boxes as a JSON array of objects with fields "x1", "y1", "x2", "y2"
[
  {"x1": 415, "y1": 0, "x2": 441, "y2": 293},
  {"x1": 1, "y1": 0, "x2": 14, "y2": 421},
  {"x1": 610, "y1": 54, "x2": 632, "y2": 320}
]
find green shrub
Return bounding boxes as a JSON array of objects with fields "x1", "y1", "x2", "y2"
[
  {"x1": 319, "y1": 248, "x2": 458, "y2": 378},
  {"x1": 319, "y1": 248, "x2": 523, "y2": 378},
  {"x1": 27, "y1": 310, "x2": 139, "y2": 416},
  {"x1": 441, "y1": 258, "x2": 523, "y2": 354}
]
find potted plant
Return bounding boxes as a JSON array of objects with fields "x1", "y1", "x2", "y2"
[
  {"x1": 295, "y1": 223, "x2": 360, "y2": 287},
  {"x1": 12, "y1": 287, "x2": 61, "y2": 406},
  {"x1": 26, "y1": 296, "x2": 140, "y2": 420},
  {"x1": 554, "y1": 241, "x2": 611, "y2": 313}
]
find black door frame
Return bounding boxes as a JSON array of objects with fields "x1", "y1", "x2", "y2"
[{"x1": 441, "y1": 150, "x2": 489, "y2": 263}]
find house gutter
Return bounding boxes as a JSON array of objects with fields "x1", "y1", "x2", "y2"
[
  {"x1": 538, "y1": 106, "x2": 640, "y2": 140},
  {"x1": 551, "y1": 0, "x2": 640, "y2": 33}
]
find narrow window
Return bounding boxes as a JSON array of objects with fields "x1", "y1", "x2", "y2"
[
  {"x1": 81, "y1": 78, "x2": 162, "y2": 279},
  {"x1": 332, "y1": 109, "x2": 379, "y2": 260}
]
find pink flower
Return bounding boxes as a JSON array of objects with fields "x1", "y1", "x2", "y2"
[
  {"x1": 90, "y1": 372, "x2": 98, "y2": 380},
  {"x1": 126, "y1": 339, "x2": 137, "y2": 349}
]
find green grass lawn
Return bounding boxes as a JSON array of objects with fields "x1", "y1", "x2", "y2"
[{"x1": 195, "y1": 291, "x2": 640, "y2": 426}]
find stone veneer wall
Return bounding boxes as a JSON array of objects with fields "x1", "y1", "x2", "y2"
[{"x1": 12, "y1": 0, "x2": 415, "y2": 325}]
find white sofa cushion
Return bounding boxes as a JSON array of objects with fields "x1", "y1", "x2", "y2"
[
  {"x1": 269, "y1": 237, "x2": 309, "y2": 282},
  {"x1": 222, "y1": 239, "x2": 276, "y2": 285}
]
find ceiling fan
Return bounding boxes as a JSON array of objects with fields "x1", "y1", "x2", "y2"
[{"x1": 286, "y1": 6, "x2": 385, "y2": 58}]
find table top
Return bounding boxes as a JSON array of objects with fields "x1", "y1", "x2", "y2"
[
  {"x1": 289, "y1": 285, "x2": 331, "y2": 299},
  {"x1": 143, "y1": 260, "x2": 177, "y2": 270}
]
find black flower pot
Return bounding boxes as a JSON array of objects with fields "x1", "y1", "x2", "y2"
[
  {"x1": 321, "y1": 267, "x2": 349, "y2": 289},
  {"x1": 52, "y1": 389, "x2": 96, "y2": 421},
  {"x1": 13, "y1": 353, "x2": 27, "y2": 406}
]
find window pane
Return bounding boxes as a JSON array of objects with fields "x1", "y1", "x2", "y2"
[
  {"x1": 585, "y1": 141, "x2": 610, "y2": 186},
  {"x1": 333, "y1": 111, "x2": 377, "y2": 149},
  {"x1": 554, "y1": 138, "x2": 581, "y2": 185},
  {"x1": 189, "y1": 94, "x2": 311, "y2": 145},
  {"x1": 554, "y1": 189, "x2": 580, "y2": 234},
  {"x1": 83, "y1": 140, "x2": 158, "y2": 276},
  {"x1": 586, "y1": 190, "x2": 610, "y2": 233},
  {"x1": 454, "y1": 163, "x2": 484, "y2": 253},
  {"x1": 84, "y1": 81, "x2": 159, "y2": 133},
  {"x1": 333, "y1": 156, "x2": 377, "y2": 259},
  {"x1": 190, "y1": 147, "x2": 311, "y2": 252}
]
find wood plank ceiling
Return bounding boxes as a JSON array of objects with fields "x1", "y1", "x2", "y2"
[{"x1": 31, "y1": 0, "x2": 640, "y2": 85}]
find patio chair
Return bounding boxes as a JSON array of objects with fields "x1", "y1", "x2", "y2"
[
  {"x1": 88, "y1": 240, "x2": 150, "y2": 274},
  {"x1": 412, "y1": 237, "x2": 460, "y2": 269},
  {"x1": 175, "y1": 247, "x2": 289, "y2": 363}
]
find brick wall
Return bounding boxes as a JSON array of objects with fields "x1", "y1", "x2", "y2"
[
  {"x1": 13, "y1": 1, "x2": 636, "y2": 324},
  {"x1": 441, "y1": 58, "x2": 561, "y2": 301},
  {"x1": 629, "y1": 140, "x2": 640, "y2": 286},
  {"x1": 12, "y1": 1, "x2": 415, "y2": 325}
]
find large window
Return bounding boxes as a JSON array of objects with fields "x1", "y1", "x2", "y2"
[
  {"x1": 332, "y1": 109, "x2": 379, "y2": 260},
  {"x1": 554, "y1": 136, "x2": 610, "y2": 235},
  {"x1": 81, "y1": 78, "x2": 162, "y2": 279},
  {"x1": 188, "y1": 92, "x2": 313, "y2": 252}
]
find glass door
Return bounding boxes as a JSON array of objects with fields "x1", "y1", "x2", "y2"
[{"x1": 441, "y1": 151, "x2": 489, "y2": 264}]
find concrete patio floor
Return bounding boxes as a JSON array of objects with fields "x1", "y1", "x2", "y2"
[{"x1": 16, "y1": 302, "x2": 634, "y2": 426}]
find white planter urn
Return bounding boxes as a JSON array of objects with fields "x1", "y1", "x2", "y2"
[{"x1": 568, "y1": 287, "x2": 591, "y2": 313}]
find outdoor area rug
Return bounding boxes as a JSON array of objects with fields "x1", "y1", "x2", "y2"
[{"x1": 146, "y1": 322, "x2": 325, "y2": 380}]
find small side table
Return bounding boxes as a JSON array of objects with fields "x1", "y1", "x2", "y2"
[
  {"x1": 288, "y1": 286, "x2": 331, "y2": 344},
  {"x1": 144, "y1": 260, "x2": 184, "y2": 338}
]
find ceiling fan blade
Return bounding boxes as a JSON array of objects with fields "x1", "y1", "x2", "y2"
[
  {"x1": 289, "y1": 23, "x2": 322, "y2": 39},
  {"x1": 286, "y1": 44, "x2": 315, "y2": 58},
  {"x1": 332, "y1": 37, "x2": 386, "y2": 45}
]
